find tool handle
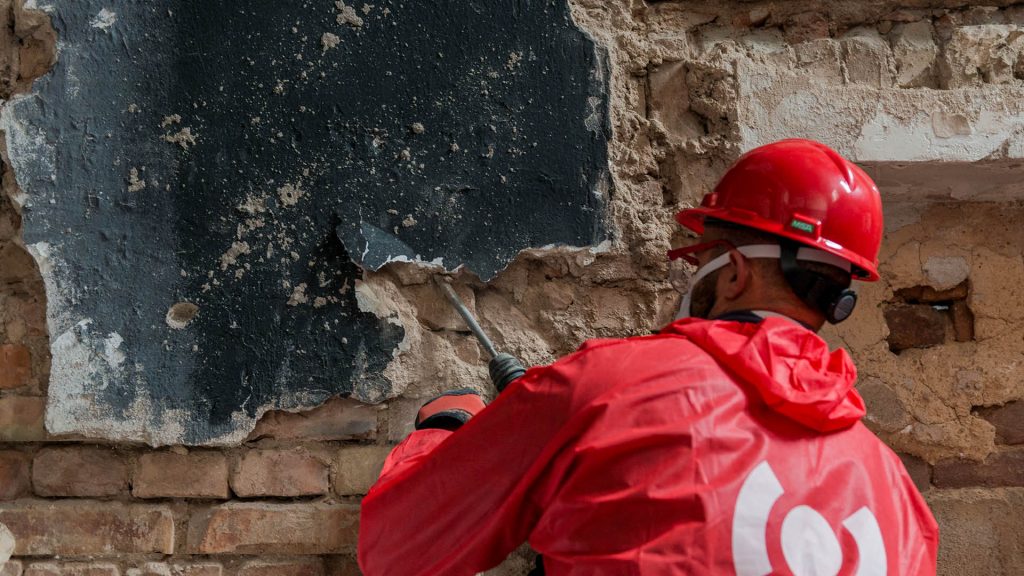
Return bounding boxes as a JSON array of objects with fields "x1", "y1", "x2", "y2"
[
  {"x1": 489, "y1": 353, "x2": 526, "y2": 393},
  {"x1": 434, "y1": 279, "x2": 499, "y2": 358}
]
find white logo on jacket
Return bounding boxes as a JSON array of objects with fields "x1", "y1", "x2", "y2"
[{"x1": 732, "y1": 461, "x2": 887, "y2": 576}]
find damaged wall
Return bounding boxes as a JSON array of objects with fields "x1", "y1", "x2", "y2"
[
  {"x1": 0, "y1": 0, "x2": 1022, "y2": 575},
  {"x1": 1, "y1": 0, "x2": 610, "y2": 445}
]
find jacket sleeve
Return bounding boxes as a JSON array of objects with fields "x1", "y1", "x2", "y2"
[{"x1": 357, "y1": 344, "x2": 607, "y2": 576}]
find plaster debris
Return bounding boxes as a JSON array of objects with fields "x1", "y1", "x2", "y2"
[
  {"x1": 277, "y1": 182, "x2": 305, "y2": 207},
  {"x1": 401, "y1": 214, "x2": 417, "y2": 228},
  {"x1": 237, "y1": 194, "x2": 268, "y2": 215},
  {"x1": 162, "y1": 127, "x2": 197, "y2": 149},
  {"x1": 506, "y1": 51, "x2": 523, "y2": 70},
  {"x1": 127, "y1": 168, "x2": 146, "y2": 192},
  {"x1": 362, "y1": 4, "x2": 375, "y2": 15},
  {"x1": 410, "y1": 122, "x2": 425, "y2": 134},
  {"x1": 160, "y1": 114, "x2": 182, "y2": 128},
  {"x1": 321, "y1": 32, "x2": 341, "y2": 52},
  {"x1": 90, "y1": 8, "x2": 117, "y2": 31},
  {"x1": 219, "y1": 241, "x2": 251, "y2": 270},
  {"x1": 165, "y1": 302, "x2": 199, "y2": 330},
  {"x1": 287, "y1": 283, "x2": 309, "y2": 306},
  {"x1": 336, "y1": 1, "x2": 364, "y2": 27}
]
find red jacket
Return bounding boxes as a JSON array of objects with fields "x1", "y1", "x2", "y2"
[{"x1": 358, "y1": 317, "x2": 938, "y2": 575}]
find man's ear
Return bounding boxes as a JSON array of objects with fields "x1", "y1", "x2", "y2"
[{"x1": 718, "y1": 250, "x2": 750, "y2": 301}]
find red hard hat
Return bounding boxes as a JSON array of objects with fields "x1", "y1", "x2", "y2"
[{"x1": 676, "y1": 139, "x2": 883, "y2": 281}]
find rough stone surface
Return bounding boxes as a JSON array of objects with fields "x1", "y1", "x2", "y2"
[
  {"x1": 934, "y1": 448, "x2": 1024, "y2": 488},
  {"x1": 0, "y1": 561, "x2": 21, "y2": 576},
  {"x1": 0, "y1": 343, "x2": 29, "y2": 389},
  {"x1": 334, "y1": 445, "x2": 390, "y2": 496},
  {"x1": 926, "y1": 488, "x2": 1024, "y2": 574},
  {"x1": 188, "y1": 502, "x2": 358, "y2": 554},
  {"x1": 133, "y1": 451, "x2": 230, "y2": 499},
  {"x1": 32, "y1": 446, "x2": 129, "y2": 497},
  {"x1": 0, "y1": 450, "x2": 31, "y2": 500},
  {"x1": 231, "y1": 449, "x2": 330, "y2": 498},
  {"x1": 0, "y1": 501, "x2": 174, "y2": 555}
]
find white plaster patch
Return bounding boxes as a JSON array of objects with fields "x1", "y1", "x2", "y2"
[
  {"x1": 90, "y1": 8, "x2": 117, "y2": 30},
  {"x1": 924, "y1": 256, "x2": 970, "y2": 290}
]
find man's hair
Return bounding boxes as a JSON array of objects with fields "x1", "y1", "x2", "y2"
[{"x1": 703, "y1": 219, "x2": 852, "y2": 298}]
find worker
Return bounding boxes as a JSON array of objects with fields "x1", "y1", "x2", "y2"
[{"x1": 358, "y1": 139, "x2": 939, "y2": 575}]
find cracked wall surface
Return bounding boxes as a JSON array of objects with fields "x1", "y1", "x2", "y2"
[{"x1": 0, "y1": 0, "x2": 1022, "y2": 575}]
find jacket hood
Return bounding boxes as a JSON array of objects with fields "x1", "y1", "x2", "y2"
[{"x1": 662, "y1": 317, "x2": 865, "y2": 432}]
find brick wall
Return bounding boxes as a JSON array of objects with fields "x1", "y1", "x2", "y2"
[{"x1": 0, "y1": 353, "x2": 383, "y2": 574}]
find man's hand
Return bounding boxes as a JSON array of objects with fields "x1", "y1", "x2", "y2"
[{"x1": 415, "y1": 389, "x2": 486, "y2": 431}]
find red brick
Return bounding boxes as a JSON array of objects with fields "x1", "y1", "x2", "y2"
[
  {"x1": 133, "y1": 451, "x2": 229, "y2": 499},
  {"x1": 0, "y1": 451, "x2": 31, "y2": 500},
  {"x1": 0, "y1": 396, "x2": 46, "y2": 442},
  {"x1": 934, "y1": 448, "x2": 1024, "y2": 488},
  {"x1": 125, "y1": 562, "x2": 221, "y2": 576},
  {"x1": 884, "y1": 304, "x2": 946, "y2": 352},
  {"x1": 188, "y1": 502, "x2": 358, "y2": 554},
  {"x1": 24, "y1": 564, "x2": 118, "y2": 576},
  {"x1": 334, "y1": 445, "x2": 389, "y2": 496},
  {"x1": 248, "y1": 397, "x2": 377, "y2": 442},
  {"x1": 950, "y1": 300, "x2": 975, "y2": 342},
  {"x1": 0, "y1": 345, "x2": 30, "y2": 389},
  {"x1": 235, "y1": 559, "x2": 324, "y2": 576},
  {"x1": 33, "y1": 446, "x2": 128, "y2": 497},
  {"x1": 231, "y1": 449, "x2": 329, "y2": 497},
  {"x1": 977, "y1": 400, "x2": 1024, "y2": 445},
  {"x1": 0, "y1": 500, "x2": 174, "y2": 555}
]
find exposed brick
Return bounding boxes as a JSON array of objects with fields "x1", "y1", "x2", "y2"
[
  {"x1": 323, "y1": 556, "x2": 360, "y2": 576},
  {"x1": 0, "y1": 344, "x2": 30, "y2": 389},
  {"x1": 133, "y1": 451, "x2": 229, "y2": 499},
  {"x1": 0, "y1": 396, "x2": 46, "y2": 442},
  {"x1": 188, "y1": 502, "x2": 358, "y2": 554},
  {"x1": 925, "y1": 488, "x2": 1024, "y2": 572},
  {"x1": 334, "y1": 445, "x2": 389, "y2": 496},
  {"x1": 884, "y1": 303, "x2": 946, "y2": 352},
  {"x1": 125, "y1": 562, "x2": 221, "y2": 576},
  {"x1": 950, "y1": 300, "x2": 975, "y2": 342},
  {"x1": 235, "y1": 559, "x2": 324, "y2": 576},
  {"x1": 977, "y1": 400, "x2": 1024, "y2": 445},
  {"x1": 247, "y1": 397, "x2": 377, "y2": 442},
  {"x1": 24, "y1": 563, "x2": 119, "y2": 576},
  {"x1": 934, "y1": 448, "x2": 1024, "y2": 488},
  {"x1": 897, "y1": 452, "x2": 932, "y2": 493},
  {"x1": 32, "y1": 446, "x2": 128, "y2": 497},
  {"x1": 0, "y1": 560, "x2": 21, "y2": 576},
  {"x1": 895, "y1": 280, "x2": 969, "y2": 303},
  {"x1": 0, "y1": 500, "x2": 174, "y2": 555},
  {"x1": 0, "y1": 451, "x2": 31, "y2": 500},
  {"x1": 231, "y1": 449, "x2": 329, "y2": 498}
]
